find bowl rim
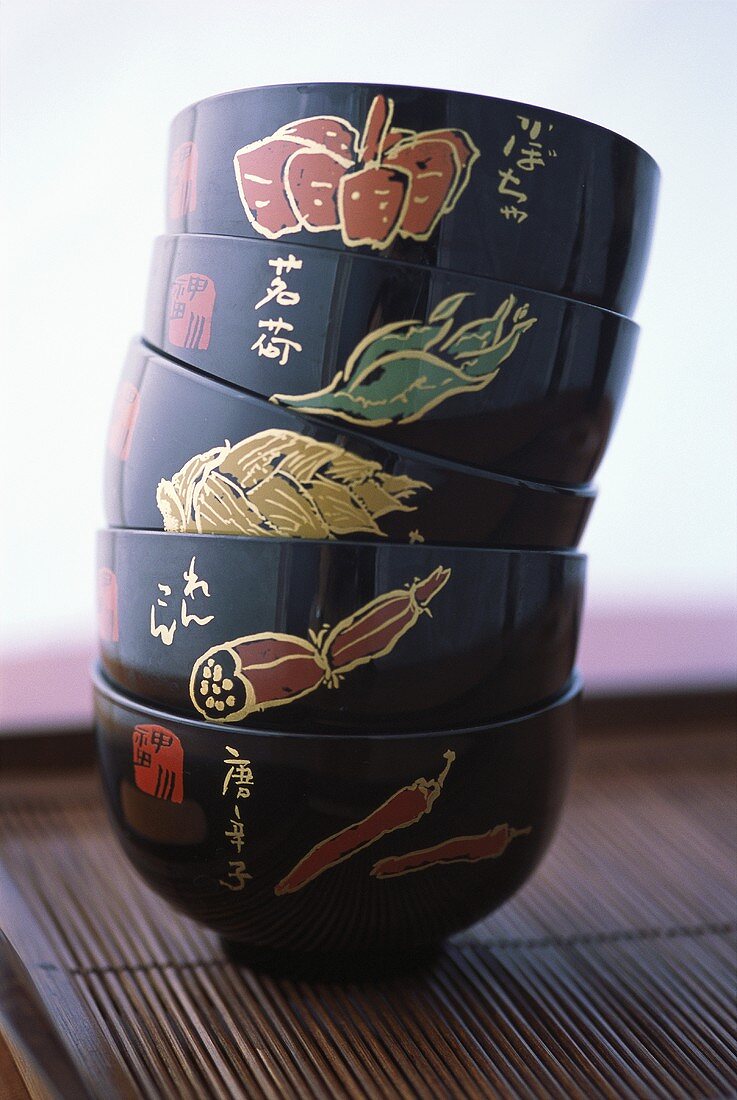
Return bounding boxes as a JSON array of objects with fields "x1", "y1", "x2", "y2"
[
  {"x1": 150, "y1": 233, "x2": 642, "y2": 329},
  {"x1": 171, "y1": 81, "x2": 659, "y2": 171},
  {"x1": 123, "y1": 344, "x2": 602, "y2": 500},
  {"x1": 93, "y1": 665, "x2": 582, "y2": 743},
  {"x1": 101, "y1": 524, "x2": 590, "y2": 561}
]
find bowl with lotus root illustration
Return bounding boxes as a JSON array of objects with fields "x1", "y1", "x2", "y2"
[
  {"x1": 97, "y1": 529, "x2": 585, "y2": 732},
  {"x1": 143, "y1": 235, "x2": 638, "y2": 485},
  {"x1": 94, "y1": 668, "x2": 579, "y2": 959},
  {"x1": 166, "y1": 82, "x2": 658, "y2": 313},
  {"x1": 106, "y1": 342, "x2": 596, "y2": 548}
]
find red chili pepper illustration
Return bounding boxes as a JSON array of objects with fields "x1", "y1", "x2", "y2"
[
  {"x1": 274, "y1": 750, "x2": 455, "y2": 896},
  {"x1": 370, "y1": 823, "x2": 532, "y2": 879},
  {"x1": 190, "y1": 565, "x2": 450, "y2": 722}
]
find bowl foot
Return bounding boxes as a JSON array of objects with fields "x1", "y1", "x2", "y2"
[{"x1": 220, "y1": 938, "x2": 442, "y2": 980}]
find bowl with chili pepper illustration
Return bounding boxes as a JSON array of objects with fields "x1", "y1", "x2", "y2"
[
  {"x1": 97, "y1": 528, "x2": 585, "y2": 732},
  {"x1": 105, "y1": 342, "x2": 596, "y2": 548},
  {"x1": 144, "y1": 235, "x2": 638, "y2": 486},
  {"x1": 94, "y1": 668, "x2": 580, "y2": 959},
  {"x1": 166, "y1": 82, "x2": 658, "y2": 314}
]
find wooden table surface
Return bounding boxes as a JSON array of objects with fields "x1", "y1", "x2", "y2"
[{"x1": 0, "y1": 714, "x2": 735, "y2": 1099}]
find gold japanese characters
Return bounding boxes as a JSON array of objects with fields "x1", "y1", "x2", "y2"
[
  {"x1": 494, "y1": 114, "x2": 557, "y2": 225},
  {"x1": 219, "y1": 746, "x2": 254, "y2": 892}
]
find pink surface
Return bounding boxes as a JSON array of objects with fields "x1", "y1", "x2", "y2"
[
  {"x1": 578, "y1": 605, "x2": 737, "y2": 692},
  {"x1": 1, "y1": 607, "x2": 735, "y2": 730},
  {"x1": 0, "y1": 643, "x2": 96, "y2": 731}
]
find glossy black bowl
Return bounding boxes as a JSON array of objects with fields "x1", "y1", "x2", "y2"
[
  {"x1": 94, "y1": 670, "x2": 579, "y2": 959},
  {"x1": 144, "y1": 235, "x2": 638, "y2": 486},
  {"x1": 166, "y1": 82, "x2": 658, "y2": 314},
  {"x1": 105, "y1": 342, "x2": 595, "y2": 549},
  {"x1": 97, "y1": 529, "x2": 585, "y2": 732}
]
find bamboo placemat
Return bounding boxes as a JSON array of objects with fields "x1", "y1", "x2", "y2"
[{"x1": 0, "y1": 723, "x2": 735, "y2": 1099}]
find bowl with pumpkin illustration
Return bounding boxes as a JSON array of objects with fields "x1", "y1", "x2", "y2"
[
  {"x1": 143, "y1": 234, "x2": 638, "y2": 485},
  {"x1": 94, "y1": 668, "x2": 580, "y2": 959},
  {"x1": 166, "y1": 82, "x2": 658, "y2": 314},
  {"x1": 106, "y1": 342, "x2": 596, "y2": 549},
  {"x1": 97, "y1": 528, "x2": 585, "y2": 732}
]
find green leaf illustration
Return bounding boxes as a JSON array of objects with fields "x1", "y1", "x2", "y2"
[
  {"x1": 271, "y1": 293, "x2": 537, "y2": 425},
  {"x1": 428, "y1": 292, "x2": 472, "y2": 324},
  {"x1": 343, "y1": 316, "x2": 450, "y2": 382},
  {"x1": 445, "y1": 315, "x2": 538, "y2": 379},
  {"x1": 440, "y1": 294, "x2": 515, "y2": 358},
  {"x1": 272, "y1": 350, "x2": 502, "y2": 426}
]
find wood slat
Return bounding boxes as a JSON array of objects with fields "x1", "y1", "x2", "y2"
[{"x1": 0, "y1": 724, "x2": 735, "y2": 1098}]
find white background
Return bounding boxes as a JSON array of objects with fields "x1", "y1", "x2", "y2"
[{"x1": 1, "y1": 1, "x2": 735, "y2": 686}]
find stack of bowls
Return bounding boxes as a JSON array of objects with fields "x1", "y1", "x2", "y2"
[{"x1": 95, "y1": 84, "x2": 657, "y2": 965}]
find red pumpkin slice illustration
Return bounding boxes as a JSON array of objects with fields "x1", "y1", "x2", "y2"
[
  {"x1": 285, "y1": 147, "x2": 346, "y2": 232},
  {"x1": 357, "y1": 94, "x2": 394, "y2": 163},
  {"x1": 384, "y1": 138, "x2": 461, "y2": 238},
  {"x1": 276, "y1": 115, "x2": 358, "y2": 162},
  {"x1": 234, "y1": 97, "x2": 479, "y2": 246},
  {"x1": 414, "y1": 128, "x2": 481, "y2": 212},
  {"x1": 339, "y1": 95, "x2": 412, "y2": 249},
  {"x1": 338, "y1": 166, "x2": 411, "y2": 248},
  {"x1": 234, "y1": 137, "x2": 309, "y2": 239},
  {"x1": 382, "y1": 127, "x2": 413, "y2": 154}
]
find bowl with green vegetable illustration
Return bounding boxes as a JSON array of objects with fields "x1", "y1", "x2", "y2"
[
  {"x1": 144, "y1": 235, "x2": 638, "y2": 485},
  {"x1": 106, "y1": 342, "x2": 596, "y2": 547}
]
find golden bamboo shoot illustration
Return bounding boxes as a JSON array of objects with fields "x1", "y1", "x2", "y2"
[{"x1": 157, "y1": 429, "x2": 430, "y2": 540}]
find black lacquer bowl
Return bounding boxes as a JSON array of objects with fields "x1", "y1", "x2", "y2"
[
  {"x1": 97, "y1": 529, "x2": 585, "y2": 732},
  {"x1": 166, "y1": 82, "x2": 658, "y2": 314},
  {"x1": 94, "y1": 670, "x2": 579, "y2": 958},
  {"x1": 145, "y1": 235, "x2": 638, "y2": 486},
  {"x1": 105, "y1": 342, "x2": 595, "y2": 549}
]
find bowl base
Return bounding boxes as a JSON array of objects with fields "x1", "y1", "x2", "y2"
[{"x1": 221, "y1": 937, "x2": 442, "y2": 980}]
